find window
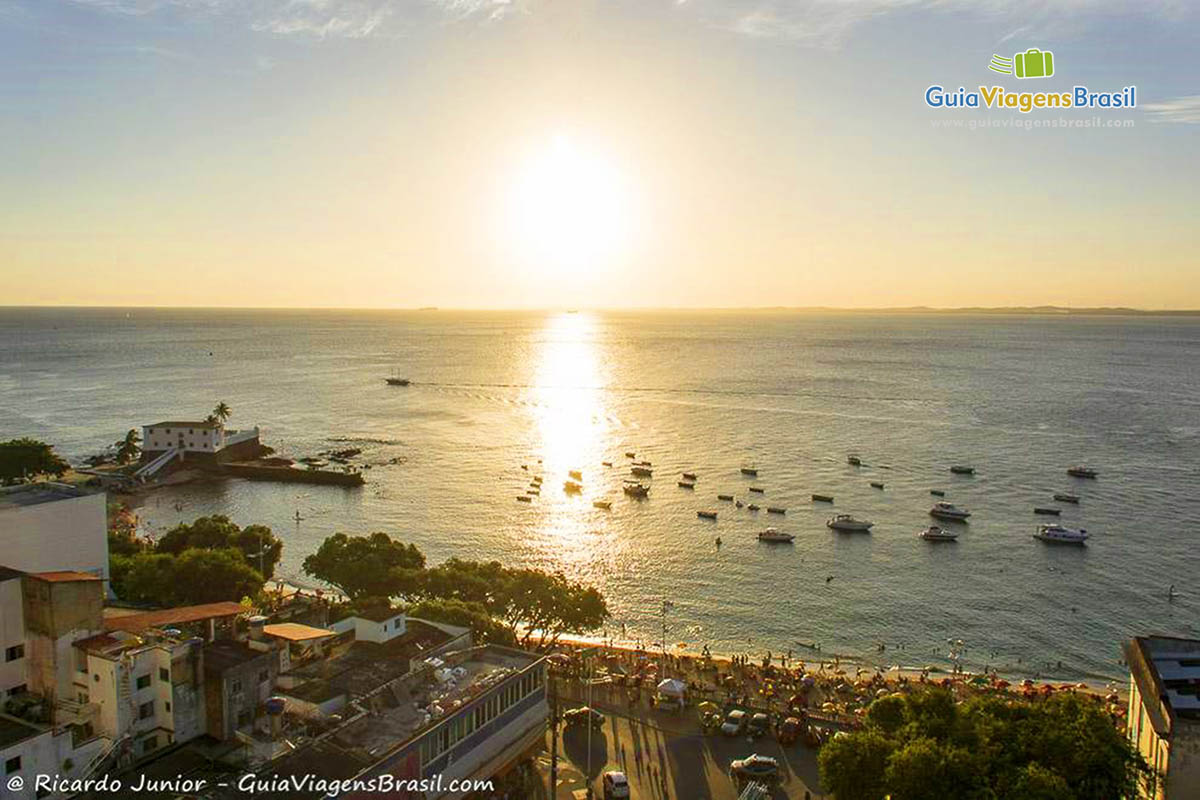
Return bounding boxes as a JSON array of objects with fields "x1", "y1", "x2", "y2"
[
  {"x1": 136, "y1": 674, "x2": 151, "y2": 690},
  {"x1": 77, "y1": 691, "x2": 89, "y2": 704},
  {"x1": 160, "y1": 668, "x2": 169, "y2": 682},
  {"x1": 141, "y1": 735, "x2": 157, "y2": 754},
  {"x1": 5, "y1": 756, "x2": 20, "y2": 774},
  {"x1": 139, "y1": 700, "x2": 154, "y2": 720},
  {"x1": 237, "y1": 709, "x2": 252, "y2": 728},
  {"x1": 4, "y1": 645, "x2": 23, "y2": 662},
  {"x1": 165, "y1": 702, "x2": 171, "y2": 712},
  {"x1": 93, "y1": 674, "x2": 100, "y2": 682},
  {"x1": 231, "y1": 679, "x2": 243, "y2": 694}
]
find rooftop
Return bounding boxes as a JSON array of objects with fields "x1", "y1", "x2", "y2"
[
  {"x1": 0, "y1": 482, "x2": 94, "y2": 511},
  {"x1": 104, "y1": 601, "x2": 246, "y2": 632},
  {"x1": 0, "y1": 712, "x2": 43, "y2": 749},
  {"x1": 29, "y1": 570, "x2": 103, "y2": 583},
  {"x1": 1125, "y1": 635, "x2": 1200, "y2": 736},
  {"x1": 205, "y1": 640, "x2": 273, "y2": 673},
  {"x1": 0, "y1": 565, "x2": 24, "y2": 582},
  {"x1": 263, "y1": 622, "x2": 336, "y2": 642},
  {"x1": 146, "y1": 420, "x2": 222, "y2": 429}
]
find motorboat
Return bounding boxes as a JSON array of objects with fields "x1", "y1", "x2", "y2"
[
  {"x1": 735, "y1": 500, "x2": 744, "y2": 508},
  {"x1": 827, "y1": 514, "x2": 872, "y2": 532},
  {"x1": 717, "y1": 494, "x2": 734, "y2": 501},
  {"x1": 624, "y1": 451, "x2": 636, "y2": 459},
  {"x1": 749, "y1": 486, "x2": 765, "y2": 494},
  {"x1": 746, "y1": 504, "x2": 760, "y2": 511},
  {"x1": 1067, "y1": 466, "x2": 1098, "y2": 479},
  {"x1": 1033, "y1": 507, "x2": 1061, "y2": 516},
  {"x1": 601, "y1": 461, "x2": 613, "y2": 467},
  {"x1": 1034, "y1": 524, "x2": 1089, "y2": 545},
  {"x1": 870, "y1": 482, "x2": 885, "y2": 489},
  {"x1": 698, "y1": 510, "x2": 718, "y2": 520},
  {"x1": 950, "y1": 465, "x2": 975, "y2": 475},
  {"x1": 847, "y1": 455, "x2": 862, "y2": 466},
  {"x1": 593, "y1": 500, "x2": 612, "y2": 510},
  {"x1": 812, "y1": 494, "x2": 834, "y2": 503},
  {"x1": 631, "y1": 466, "x2": 653, "y2": 478},
  {"x1": 634, "y1": 460, "x2": 653, "y2": 467},
  {"x1": 385, "y1": 377, "x2": 410, "y2": 386},
  {"x1": 563, "y1": 480, "x2": 583, "y2": 493},
  {"x1": 930, "y1": 489, "x2": 945, "y2": 497},
  {"x1": 678, "y1": 481, "x2": 695, "y2": 489},
  {"x1": 740, "y1": 466, "x2": 759, "y2": 476},
  {"x1": 929, "y1": 502, "x2": 971, "y2": 521},
  {"x1": 528, "y1": 488, "x2": 540, "y2": 495},
  {"x1": 919, "y1": 525, "x2": 958, "y2": 541},
  {"x1": 758, "y1": 528, "x2": 795, "y2": 543},
  {"x1": 1053, "y1": 493, "x2": 1080, "y2": 504},
  {"x1": 766, "y1": 507, "x2": 787, "y2": 515},
  {"x1": 569, "y1": 470, "x2": 583, "y2": 480},
  {"x1": 516, "y1": 495, "x2": 532, "y2": 503},
  {"x1": 682, "y1": 472, "x2": 698, "y2": 481},
  {"x1": 623, "y1": 483, "x2": 649, "y2": 498}
]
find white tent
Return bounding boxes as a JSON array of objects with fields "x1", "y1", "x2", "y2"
[{"x1": 656, "y1": 678, "x2": 687, "y2": 698}]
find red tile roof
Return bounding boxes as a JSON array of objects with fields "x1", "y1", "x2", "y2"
[
  {"x1": 103, "y1": 601, "x2": 247, "y2": 632},
  {"x1": 31, "y1": 571, "x2": 102, "y2": 583}
]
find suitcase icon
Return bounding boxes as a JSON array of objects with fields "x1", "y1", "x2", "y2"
[{"x1": 1014, "y1": 48, "x2": 1054, "y2": 79}]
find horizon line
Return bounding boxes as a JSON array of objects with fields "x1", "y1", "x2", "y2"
[{"x1": 2, "y1": 304, "x2": 1199, "y2": 315}]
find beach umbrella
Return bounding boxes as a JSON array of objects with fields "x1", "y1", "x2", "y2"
[
  {"x1": 875, "y1": 688, "x2": 889, "y2": 698},
  {"x1": 1076, "y1": 682, "x2": 1089, "y2": 689}
]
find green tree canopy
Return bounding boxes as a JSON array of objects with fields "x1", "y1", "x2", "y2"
[
  {"x1": 301, "y1": 532, "x2": 426, "y2": 601},
  {"x1": 158, "y1": 515, "x2": 282, "y2": 579},
  {"x1": 114, "y1": 429, "x2": 141, "y2": 465},
  {"x1": 0, "y1": 438, "x2": 69, "y2": 484},
  {"x1": 405, "y1": 598, "x2": 516, "y2": 647},
  {"x1": 111, "y1": 548, "x2": 263, "y2": 606},
  {"x1": 818, "y1": 687, "x2": 1150, "y2": 800}
]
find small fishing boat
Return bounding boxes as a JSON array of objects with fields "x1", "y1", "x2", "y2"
[
  {"x1": 634, "y1": 460, "x2": 652, "y2": 467},
  {"x1": 1034, "y1": 524, "x2": 1088, "y2": 545},
  {"x1": 568, "y1": 470, "x2": 583, "y2": 480},
  {"x1": 735, "y1": 500, "x2": 744, "y2": 508},
  {"x1": 930, "y1": 489, "x2": 945, "y2": 497},
  {"x1": 1053, "y1": 493, "x2": 1080, "y2": 504},
  {"x1": 563, "y1": 480, "x2": 583, "y2": 493},
  {"x1": 950, "y1": 465, "x2": 976, "y2": 475},
  {"x1": 767, "y1": 507, "x2": 787, "y2": 515},
  {"x1": 827, "y1": 514, "x2": 872, "y2": 532},
  {"x1": 747, "y1": 503, "x2": 761, "y2": 511},
  {"x1": 758, "y1": 528, "x2": 795, "y2": 543},
  {"x1": 623, "y1": 482, "x2": 649, "y2": 498},
  {"x1": 602, "y1": 461, "x2": 613, "y2": 467},
  {"x1": 812, "y1": 494, "x2": 834, "y2": 503},
  {"x1": 385, "y1": 377, "x2": 411, "y2": 386},
  {"x1": 528, "y1": 488, "x2": 540, "y2": 495},
  {"x1": 625, "y1": 451, "x2": 636, "y2": 459},
  {"x1": 593, "y1": 500, "x2": 612, "y2": 510},
  {"x1": 631, "y1": 466, "x2": 653, "y2": 478},
  {"x1": 698, "y1": 510, "x2": 718, "y2": 520},
  {"x1": 919, "y1": 525, "x2": 958, "y2": 542},
  {"x1": 847, "y1": 455, "x2": 862, "y2": 466},
  {"x1": 717, "y1": 494, "x2": 734, "y2": 501},
  {"x1": 930, "y1": 502, "x2": 971, "y2": 521},
  {"x1": 740, "y1": 466, "x2": 758, "y2": 476},
  {"x1": 749, "y1": 486, "x2": 765, "y2": 494},
  {"x1": 1067, "y1": 466, "x2": 1098, "y2": 479},
  {"x1": 682, "y1": 472, "x2": 698, "y2": 481},
  {"x1": 1033, "y1": 507, "x2": 1061, "y2": 516},
  {"x1": 521, "y1": 464, "x2": 528, "y2": 471},
  {"x1": 517, "y1": 495, "x2": 532, "y2": 503},
  {"x1": 870, "y1": 482, "x2": 884, "y2": 489},
  {"x1": 531, "y1": 476, "x2": 543, "y2": 484},
  {"x1": 678, "y1": 481, "x2": 695, "y2": 489}
]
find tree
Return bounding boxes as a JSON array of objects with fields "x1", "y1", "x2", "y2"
[
  {"x1": 818, "y1": 729, "x2": 893, "y2": 800},
  {"x1": 301, "y1": 533, "x2": 426, "y2": 601},
  {"x1": 406, "y1": 598, "x2": 516, "y2": 647},
  {"x1": 0, "y1": 438, "x2": 69, "y2": 484},
  {"x1": 112, "y1": 549, "x2": 263, "y2": 606},
  {"x1": 212, "y1": 402, "x2": 231, "y2": 423},
  {"x1": 157, "y1": 515, "x2": 281, "y2": 579},
  {"x1": 114, "y1": 429, "x2": 141, "y2": 465}
]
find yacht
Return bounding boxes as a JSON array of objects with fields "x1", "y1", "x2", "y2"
[
  {"x1": 929, "y1": 502, "x2": 971, "y2": 521},
  {"x1": 1034, "y1": 524, "x2": 1089, "y2": 545},
  {"x1": 697, "y1": 510, "x2": 718, "y2": 520},
  {"x1": 827, "y1": 514, "x2": 872, "y2": 532},
  {"x1": 919, "y1": 526, "x2": 958, "y2": 542},
  {"x1": 950, "y1": 465, "x2": 976, "y2": 475},
  {"x1": 1067, "y1": 466, "x2": 1098, "y2": 479},
  {"x1": 758, "y1": 528, "x2": 795, "y2": 543},
  {"x1": 623, "y1": 482, "x2": 649, "y2": 498},
  {"x1": 1053, "y1": 493, "x2": 1080, "y2": 504}
]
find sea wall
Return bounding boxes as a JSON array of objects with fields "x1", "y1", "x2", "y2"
[{"x1": 221, "y1": 463, "x2": 364, "y2": 487}]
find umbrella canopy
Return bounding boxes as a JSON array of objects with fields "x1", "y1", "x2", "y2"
[
  {"x1": 657, "y1": 678, "x2": 687, "y2": 697},
  {"x1": 697, "y1": 701, "x2": 719, "y2": 714}
]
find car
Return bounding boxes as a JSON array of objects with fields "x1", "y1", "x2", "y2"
[
  {"x1": 602, "y1": 771, "x2": 631, "y2": 799},
  {"x1": 778, "y1": 716, "x2": 802, "y2": 745},
  {"x1": 747, "y1": 712, "x2": 770, "y2": 739},
  {"x1": 730, "y1": 753, "x2": 780, "y2": 784},
  {"x1": 720, "y1": 708, "x2": 748, "y2": 736},
  {"x1": 563, "y1": 707, "x2": 606, "y2": 730}
]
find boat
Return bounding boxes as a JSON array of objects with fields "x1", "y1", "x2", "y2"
[
  {"x1": 593, "y1": 500, "x2": 612, "y2": 510},
  {"x1": 929, "y1": 502, "x2": 971, "y2": 521},
  {"x1": 517, "y1": 495, "x2": 532, "y2": 503},
  {"x1": 950, "y1": 465, "x2": 976, "y2": 475},
  {"x1": 631, "y1": 466, "x2": 653, "y2": 478},
  {"x1": 623, "y1": 483, "x2": 649, "y2": 498},
  {"x1": 735, "y1": 500, "x2": 744, "y2": 508},
  {"x1": 625, "y1": 451, "x2": 636, "y2": 458},
  {"x1": 678, "y1": 481, "x2": 695, "y2": 489},
  {"x1": 531, "y1": 476, "x2": 543, "y2": 484},
  {"x1": 758, "y1": 528, "x2": 795, "y2": 543},
  {"x1": 747, "y1": 503, "x2": 760, "y2": 511},
  {"x1": 766, "y1": 506, "x2": 787, "y2": 515},
  {"x1": 812, "y1": 494, "x2": 834, "y2": 503},
  {"x1": 568, "y1": 470, "x2": 583, "y2": 480},
  {"x1": 749, "y1": 486, "x2": 765, "y2": 493},
  {"x1": 602, "y1": 461, "x2": 613, "y2": 467},
  {"x1": 870, "y1": 482, "x2": 885, "y2": 489},
  {"x1": 682, "y1": 472, "x2": 698, "y2": 481},
  {"x1": 1034, "y1": 524, "x2": 1089, "y2": 545},
  {"x1": 919, "y1": 525, "x2": 958, "y2": 542},
  {"x1": 827, "y1": 514, "x2": 872, "y2": 532},
  {"x1": 740, "y1": 466, "x2": 758, "y2": 476},
  {"x1": 634, "y1": 460, "x2": 653, "y2": 467},
  {"x1": 1067, "y1": 466, "x2": 1098, "y2": 479},
  {"x1": 1033, "y1": 507, "x2": 1061, "y2": 516},
  {"x1": 385, "y1": 377, "x2": 411, "y2": 386},
  {"x1": 847, "y1": 455, "x2": 862, "y2": 466},
  {"x1": 930, "y1": 489, "x2": 945, "y2": 497},
  {"x1": 717, "y1": 494, "x2": 734, "y2": 501},
  {"x1": 698, "y1": 510, "x2": 718, "y2": 520},
  {"x1": 563, "y1": 480, "x2": 583, "y2": 493},
  {"x1": 528, "y1": 488, "x2": 540, "y2": 495},
  {"x1": 1053, "y1": 493, "x2": 1080, "y2": 504}
]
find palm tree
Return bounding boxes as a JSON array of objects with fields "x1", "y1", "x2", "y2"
[
  {"x1": 212, "y1": 402, "x2": 231, "y2": 423},
  {"x1": 115, "y1": 429, "x2": 141, "y2": 465}
]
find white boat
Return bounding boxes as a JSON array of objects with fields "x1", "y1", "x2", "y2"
[
  {"x1": 1034, "y1": 524, "x2": 1089, "y2": 545},
  {"x1": 758, "y1": 528, "x2": 794, "y2": 543},
  {"x1": 919, "y1": 525, "x2": 958, "y2": 542},
  {"x1": 827, "y1": 514, "x2": 872, "y2": 532},
  {"x1": 929, "y1": 502, "x2": 971, "y2": 521}
]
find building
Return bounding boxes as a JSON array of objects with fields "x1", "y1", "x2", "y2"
[
  {"x1": 0, "y1": 483, "x2": 108, "y2": 580},
  {"x1": 1125, "y1": 636, "x2": 1200, "y2": 799},
  {"x1": 140, "y1": 420, "x2": 261, "y2": 462},
  {"x1": 330, "y1": 607, "x2": 410, "y2": 644},
  {"x1": 203, "y1": 639, "x2": 280, "y2": 742}
]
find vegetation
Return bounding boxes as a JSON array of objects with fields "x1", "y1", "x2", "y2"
[
  {"x1": 114, "y1": 429, "x2": 141, "y2": 465},
  {"x1": 818, "y1": 687, "x2": 1149, "y2": 800},
  {"x1": 206, "y1": 401, "x2": 232, "y2": 425},
  {"x1": 157, "y1": 515, "x2": 282, "y2": 579},
  {"x1": 301, "y1": 532, "x2": 426, "y2": 601},
  {"x1": 405, "y1": 598, "x2": 517, "y2": 646},
  {"x1": 0, "y1": 438, "x2": 69, "y2": 484}
]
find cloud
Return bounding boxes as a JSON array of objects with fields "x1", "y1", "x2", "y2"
[{"x1": 1141, "y1": 95, "x2": 1200, "y2": 124}]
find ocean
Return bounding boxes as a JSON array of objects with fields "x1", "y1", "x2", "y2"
[{"x1": 2, "y1": 307, "x2": 1198, "y2": 682}]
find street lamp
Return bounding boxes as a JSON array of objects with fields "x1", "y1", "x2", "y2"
[{"x1": 660, "y1": 600, "x2": 674, "y2": 673}]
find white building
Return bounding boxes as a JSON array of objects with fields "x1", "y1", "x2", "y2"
[
  {"x1": 329, "y1": 608, "x2": 408, "y2": 644},
  {"x1": 0, "y1": 484, "x2": 109, "y2": 581},
  {"x1": 141, "y1": 420, "x2": 226, "y2": 455},
  {"x1": 1, "y1": 567, "x2": 28, "y2": 701},
  {"x1": 1125, "y1": 636, "x2": 1200, "y2": 799}
]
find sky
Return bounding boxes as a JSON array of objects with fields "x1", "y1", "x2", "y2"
[{"x1": 0, "y1": 0, "x2": 1197, "y2": 309}]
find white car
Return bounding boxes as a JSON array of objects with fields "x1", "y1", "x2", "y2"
[{"x1": 603, "y1": 771, "x2": 631, "y2": 799}]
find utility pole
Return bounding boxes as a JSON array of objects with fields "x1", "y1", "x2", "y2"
[{"x1": 549, "y1": 672, "x2": 559, "y2": 799}]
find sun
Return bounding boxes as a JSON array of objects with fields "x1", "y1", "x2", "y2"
[{"x1": 502, "y1": 135, "x2": 634, "y2": 272}]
